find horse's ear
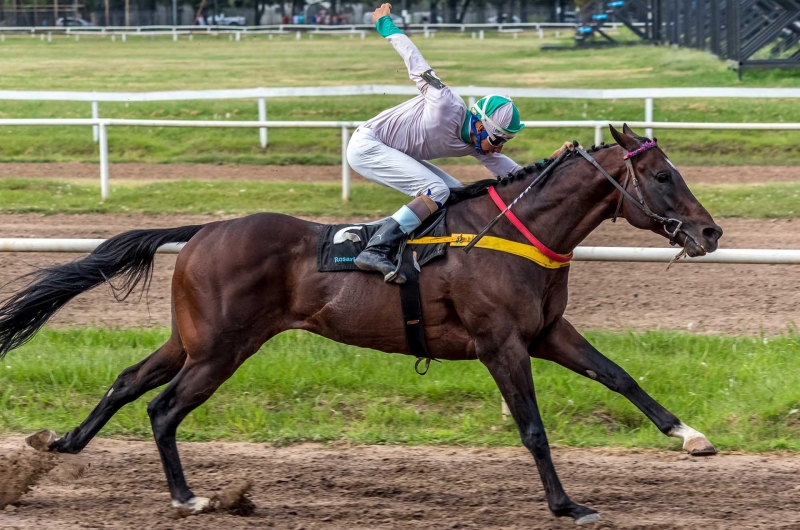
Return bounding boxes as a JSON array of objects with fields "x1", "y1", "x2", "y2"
[
  {"x1": 609, "y1": 123, "x2": 640, "y2": 152},
  {"x1": 622, "y1": 123, "x2": 648, "y2": 141},
  {"x1": 622, "y1": 123, "x2": 637, "y2": 137}
]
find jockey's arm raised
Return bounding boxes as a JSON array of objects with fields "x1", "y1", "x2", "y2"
[{"x1": 371, "y1": 7, "x2": 523, "y2": 178}]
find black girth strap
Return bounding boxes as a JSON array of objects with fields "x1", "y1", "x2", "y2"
[{"x1": 397, "y1": 244, "x2": 439, "y2": 375}]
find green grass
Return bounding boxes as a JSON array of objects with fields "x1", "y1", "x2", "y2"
[
  {"x1": 0, "y1": 178, "x2": 797, "y2": 219},
  {"x1": 1, "y1": 328, "x2": 799, "y2": 451},
  {"x1": 0, "y1": 34, "x2": 799, "y2": 165}
]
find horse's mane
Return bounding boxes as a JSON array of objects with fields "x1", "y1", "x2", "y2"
[{"x1": 445, "y1": 142, "x2": 617, "y2": 206}]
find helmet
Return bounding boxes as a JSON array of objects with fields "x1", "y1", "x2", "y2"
[{"x1": 470, "y1": 95, "x2": 525, "y2": 145}]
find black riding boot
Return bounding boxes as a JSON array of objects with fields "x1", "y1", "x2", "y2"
[{"x1": 354, "y1": 218, "x2": 408, "y2": 283}]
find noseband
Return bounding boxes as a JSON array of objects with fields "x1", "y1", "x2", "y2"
[{"x1": 575, "y1": 141, "x2": 685, "y2": 246}]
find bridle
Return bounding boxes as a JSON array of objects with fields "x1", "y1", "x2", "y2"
[
  {"x1": 575, "y1": 140, "x2": 687, "y2": 246},
  {"x1": 464, "y1": 139, "x2": 699, "y2": 258}
]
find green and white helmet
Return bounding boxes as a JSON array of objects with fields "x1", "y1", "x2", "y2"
[{"x1": 470, "y1": 95, "x2": 525, "y2": 144}]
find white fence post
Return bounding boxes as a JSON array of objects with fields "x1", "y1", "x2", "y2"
[
  {"x1": 92, "y1": 100, "x2": 99, "y2": 143},
  {"x1": 341, "y1": 126, "x2": 350, "y2": 202},
  {"x1": 645, "y1": 97, "x2": 654, "y2": 139},
  {"x1": 99, "y1": 122, "x2": 109, "y2": 200},
  {"x1": 258, "y1": 97, "x2": 267, "y2": 148},
  {"x1": 501, "y1": 397, "x2": 510, "y2": 419},
  {"x1": 594, "y1": 125, "x2": 603, "y2": 146}
]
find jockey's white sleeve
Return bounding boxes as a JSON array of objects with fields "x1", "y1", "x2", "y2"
[{"x1": 386, "y1": 34, "x2": 437, "y2": 96}]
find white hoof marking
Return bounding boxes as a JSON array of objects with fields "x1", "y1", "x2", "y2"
[
  {"x1": 670, "y1": 422, "x2": 716, "y2": 454},
  {"x1": 172, "y1": 496, "x2": 212, "y2": 514},
  {"x1": 575, "y1": 513, "x2": 601, "y2": 525}
]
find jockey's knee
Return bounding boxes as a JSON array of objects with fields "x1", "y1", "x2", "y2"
[
  {"x1": 346, "y1": 144, "x2": 366, "y2": 176},
  {"x1": 420, "y1": 184, "x2": 449, "y2": 208}
]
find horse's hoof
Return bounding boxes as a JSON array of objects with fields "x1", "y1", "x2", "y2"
[
  {"x1": 25, "y1": 430, "x2": 58, "y2": 452},
  {"x1": 172, "y1": 496, "x2": 214, "y2": 516},
  {"x1": 575, "y1": 513, "x2": 602, "y2": 525},
  {"x1": 684, "y1": 436, "x2": 717, "y2": 456}
]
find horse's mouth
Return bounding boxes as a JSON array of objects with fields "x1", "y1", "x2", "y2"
[{"x1": 679, "y1": 232, "x2": 709, "y2": 258}]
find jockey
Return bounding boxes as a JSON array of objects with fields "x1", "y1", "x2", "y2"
[{"x1": 348, "y1": 3, "x2": 572, "y2": 283}]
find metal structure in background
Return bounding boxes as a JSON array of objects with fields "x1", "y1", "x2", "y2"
[
  {"x1": 576, "y1": 0, "x2": 657, "y2": 45},
  {"x1": 652, "y1": 0, "x2": 800, "y2": 73},
  {"x1": 571, "y1": 0, "x2": 799, "y2": 72}
]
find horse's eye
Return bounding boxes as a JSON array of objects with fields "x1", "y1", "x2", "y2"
[{"x1": 656, "y1": 173, "x2": 671, "y2": 184}]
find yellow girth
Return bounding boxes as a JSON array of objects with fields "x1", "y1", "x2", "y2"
[{"x1": 407, "y1": 234, "x2": 571, "y2": 269}]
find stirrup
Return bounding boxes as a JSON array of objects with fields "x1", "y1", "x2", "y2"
[{"x1": 384, "y1": 239, "x2": 407, "y2": 283}]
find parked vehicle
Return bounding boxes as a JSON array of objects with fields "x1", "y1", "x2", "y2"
[
  {"x1": 487, "y1": 14, "x2": 521, "y2": 23},
  {"x1": 209, "y1": 13, "x2": 246, "y2": 26},
  {"x1": 56, "y1": 17, "x2": 94, "y2": 26}
]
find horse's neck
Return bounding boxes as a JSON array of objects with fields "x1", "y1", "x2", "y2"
[{"x1": 482, "y1": 148, "x2": 626, "y2": 255}]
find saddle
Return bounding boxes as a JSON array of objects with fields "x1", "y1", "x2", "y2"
[{"x1": 317, "y1": 208, "x2": 449, "y2": 273}]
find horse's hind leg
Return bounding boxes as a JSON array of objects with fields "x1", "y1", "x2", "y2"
[
  {"x1": 530, "y1": 317, "x2": 715, "y2": 456},
  {"x1": 26, "y1": 335, "x2": 186, "y2": 454},
  {"x1": 146, "y1": 344, "x2": 257, "y2": 514}
]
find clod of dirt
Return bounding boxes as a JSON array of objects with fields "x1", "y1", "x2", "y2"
[
  {"x1": 49, "y1": 458, "x2": 89, "y2": 484},
  {"x1": 0, "y1": 449, "x2": 58, "y2": 508},
  {"x1": 210, "y1": 480, "x2": 255, "y2": 516}
]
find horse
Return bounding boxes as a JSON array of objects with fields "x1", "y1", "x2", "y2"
[{"x1": 2, "y1": 125, "x2": 722, "y2": 524}]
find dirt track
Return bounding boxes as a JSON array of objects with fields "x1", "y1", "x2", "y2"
[
  {"x1": 0, "y1": 214, "x2": 796, "y2": 335},
  {"x1": 1, "y1": 437, "x2": 799, "y2": 529}
]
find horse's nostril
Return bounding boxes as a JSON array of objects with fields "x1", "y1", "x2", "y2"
[{"x1": 702, "y1": 226, "x2": 723, "y2": 244}]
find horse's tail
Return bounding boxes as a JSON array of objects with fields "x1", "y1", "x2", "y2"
[{"x1": 0, "y1": 224, "x2": 206, "y2": 358}]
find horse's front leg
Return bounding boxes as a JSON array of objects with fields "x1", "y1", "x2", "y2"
[
  {"x1": 530, "y1": 317, "x2": 715, "y2": 456},
  {"x1": 480, "y1": 336, "x2": 601, "y2": 525}
]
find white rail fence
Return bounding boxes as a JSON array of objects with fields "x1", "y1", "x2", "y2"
[
  {"x1": 0, "y1": 238, "x2": 798, "y2": 265},
  {"x1": 2, "y1": 117, "x2": 800, "y2": 201},
  {"x1": 0, "y1": 22, "x2": 581, "y2": 34},
  {"x1": 3, "y1": 85, "x2": 800, "y2": 145},
  {"x1": 2, "y1": 86, "x2": 799, "y2": 199},
  {"x1": 0, "y1": 22, "x2": 608, "y2": 45}
]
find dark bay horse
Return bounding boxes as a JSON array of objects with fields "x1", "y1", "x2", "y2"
[{"x1": 3, "y1": 125, "x2": 722, "y2": 524}]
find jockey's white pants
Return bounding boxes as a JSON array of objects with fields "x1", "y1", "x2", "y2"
[{"x1": 346, "y1": 127, "x2": 463, "y2": 207}]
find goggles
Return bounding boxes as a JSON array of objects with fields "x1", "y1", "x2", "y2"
[{"x1": 487, "y1": 134, "x2": 510, "y2": 147}]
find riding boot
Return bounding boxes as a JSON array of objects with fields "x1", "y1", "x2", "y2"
[{"x1": 355, "y1": 195, "x2": 439, "y2": 284}]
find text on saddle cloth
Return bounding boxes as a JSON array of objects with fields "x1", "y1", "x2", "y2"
[{"x1": 316, "y1": 211, "x2": 449, "y2": 273}]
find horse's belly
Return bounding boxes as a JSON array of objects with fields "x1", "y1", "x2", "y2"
[{"x1": 296, "y1": 271, "x2": 473, "y2": 360}]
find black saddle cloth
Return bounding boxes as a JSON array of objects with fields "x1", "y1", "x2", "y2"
[{"x1": 317, "y1": 208, "x2": 448, "y2": 273}]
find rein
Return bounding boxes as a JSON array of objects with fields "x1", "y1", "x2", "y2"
[{"x1": 575, "y1": 141, "x2": 686, "y2": 245}]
